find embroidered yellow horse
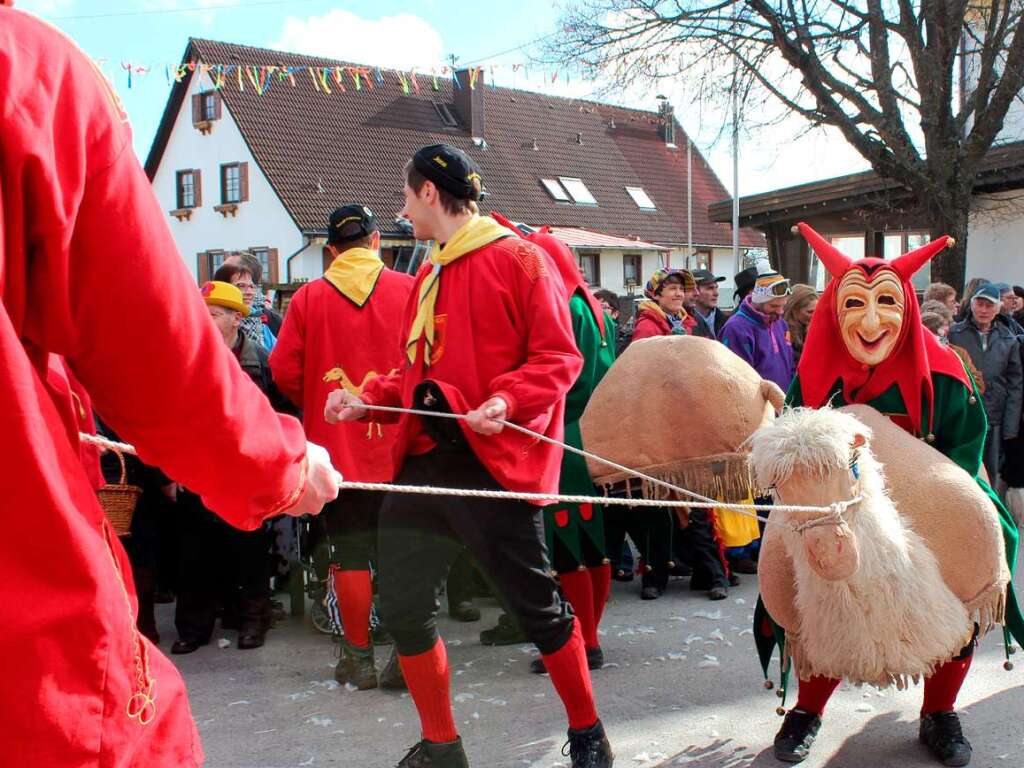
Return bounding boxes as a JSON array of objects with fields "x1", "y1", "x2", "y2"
[{"x1": 322, "y1": 367, "x2": 397, "y2": 439}]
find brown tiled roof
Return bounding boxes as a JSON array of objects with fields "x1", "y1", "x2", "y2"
[{"x1": 146, "y1": 38, "x2": 763, "y2": 249}]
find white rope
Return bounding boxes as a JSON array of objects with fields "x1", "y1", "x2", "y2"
[{"x1": 79, "y1": 430, "x2": 861, "y2": 528}]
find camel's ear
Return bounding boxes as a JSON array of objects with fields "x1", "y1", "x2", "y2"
[{"x1": 851, "y1": 432, "x2": 867, "y2": 450}]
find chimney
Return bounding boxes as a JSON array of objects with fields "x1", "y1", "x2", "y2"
[
  {"x1": 658, "y1": 99, "x2": 676, "y2": 146},
  {"x1": 455, "y1": 68, "x2": 485, "y2": 139}
]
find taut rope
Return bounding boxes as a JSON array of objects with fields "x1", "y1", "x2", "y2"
[{"x1": 80, "y1": 408, "x2": 861, "y2": 531}]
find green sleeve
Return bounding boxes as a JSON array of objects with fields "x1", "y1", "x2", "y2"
[
  {"x1": 932, "y1": 373, "x2": 988, "y2": 479},
  {"x1": 565, "y1": 294, "x2": 604, "y2": 423},
  {"x1": 785, "y1": 373, "x2": 804, "y2": 408}
]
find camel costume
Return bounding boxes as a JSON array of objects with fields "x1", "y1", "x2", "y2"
[{"x1": 755, "y1": 222, "x2": 1023, "y2": 766}]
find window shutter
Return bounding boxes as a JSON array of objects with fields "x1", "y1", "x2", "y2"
[
  {"x1": 175, "y1": 171, "x2": 184, "y2": 209},
  {"x1": 197, "y1": 252, "x2": 210, "y2": 283},
  {"x1": 268, "y1": 248, "x2": 279, "y2": 283},
  {"x1": 193, "y1": 169, "x2": 202, "y2": 207},
  {"x1": 239, "y1": 162, "x2": 249, "y2": 202},
  {"x1": 191, "y1": 94, "x2": 202, "y2": 125},
  {"x1": 214, "y1": 92, "x2": 222, "y2": 120},
  {"x1": 219, "y1": 164, "x2": 227, "y2": 204}
]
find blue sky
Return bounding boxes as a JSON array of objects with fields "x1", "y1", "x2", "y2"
[{"x1": 20, "y1": 0, "x2": 869, "y2": 195}]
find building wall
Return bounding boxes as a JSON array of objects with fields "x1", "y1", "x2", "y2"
[
  {"x1": 151, "y1": 71, "x2": 304, "y2": 283},
  {"x1": 966, "y1": 193, "x2": 1024, "y2": 284}
]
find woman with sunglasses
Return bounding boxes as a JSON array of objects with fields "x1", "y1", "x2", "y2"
[{"x1": 719, "y1": 263, "x2": 796, "y2": 391}]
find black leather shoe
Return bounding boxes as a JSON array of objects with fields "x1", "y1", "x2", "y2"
[
  {"x1": 709, "y1": 586, "x2": 729, "y2": 601},
  {"x1": 919, "y1": 712, "x2": 972, "y2": 766},
  {"x1": 237, "y1": 628, "x2": 266, "y2": 650},
  {"x1": 640, "y1": 586, "x2": 660, "y2": 600},
  {"x1": 479, "y1": 613, "x2": 526, "y2": 646},
  {"x1": 380, "y1": 646, "x2": 407, "y2": 690},
  {"x1": 334, "y1": 640, "x2": 377, "y2": 690},
  {"x1": 586, "y1": 646, "x2": 604, "y2": 670},
  {"x1": 612, "y1": 568, "x2": 634, "y2": 583},
  {"x1": 564, "y1": 720, "x2": 614, "y2": 768},
  {"x1": 448, "y1": 601, "x2": 481, "y2": 623},
  {"x1": 170, "y1": 638, "x2": 207, "y2": 655},
  {"x1": 529, "y1": 656, "x2": 547, "y2": 674},
  {"x1": 773, "y1": 708, "x2": 822, "y2": 763},
  {"x1": 396, "y1": 738, "x2": 469, "y2": 767}
]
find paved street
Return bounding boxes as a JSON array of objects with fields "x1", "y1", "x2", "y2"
[{"x1": 168, "y1": 570, "x2": 1024, "y2": 768}]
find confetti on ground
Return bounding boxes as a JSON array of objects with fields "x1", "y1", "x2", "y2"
[
  {"x1": 307, "y1": 716, "x2": 333, "y2": 727},
  {"x1": 228, "y1": 700, "x2": 250, "y2": 706},
  {"x1": 698, "y1": 655, "x2": 720, "y2": 669},
  {"x1": 691, "y1": 609, "x2": 724, "y2": 620},
  {"x1": 855, "y1": 704, "x2": 875, "y2": 713},
  {"x1": 217, "y1": 638, "x2": 231, "y2": 649}
]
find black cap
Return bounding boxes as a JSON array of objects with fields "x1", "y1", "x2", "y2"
[
  {"x1": 412, "y1": 143, "x2": 485, "y2": 201},
  {"x1": 328, "y1": 204, "x2": 378, "y2": 245},
  {"x1": 692, "y1": 268, "x2": 725, "y2": 285}
]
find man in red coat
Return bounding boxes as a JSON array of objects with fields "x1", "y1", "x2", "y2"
[
  {"x1": 326, "y1": 145, "x2": 613, "y2": 768},
  {"x1": 0, "y1": 7, "x2": 339, "y2": 766},
  {"x1": 271, "y1": 203, "x2": 413, "y2": 689}
]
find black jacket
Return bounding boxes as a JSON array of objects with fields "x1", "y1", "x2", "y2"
[
  {"x1": 948, "y1": 314, "x2": 1023, "y2": 439},
  {"x1": 691, "y1": 307, "x2": 731, "y2": 340},
  {"x1": 236, "y1": 334, "x2": 298, "y2": 417}
]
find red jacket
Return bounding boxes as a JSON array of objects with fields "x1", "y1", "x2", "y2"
[
  {"x1": 632, "y1": 305, "x2": 694, "y2": 341},
  {"x1": 270, "y1": 269, "x2": 413, "y2": 481},
  {"x1": 361, "y1": 236, "x2": 582, "y2": 499},
  {"x1": 1, "y1": 10, "x2": 307, "y2": 766}
]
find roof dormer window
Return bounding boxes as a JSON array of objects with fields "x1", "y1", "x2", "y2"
[
  {"x1": 626, "y1": 186, "x2": 657, "y2": 210},
  {"x1": 559, "y1": 177, "x2": 598, "y2": 206},
  {"x1": 541, "y1": 178, "x2": 571, "y2": 202}
]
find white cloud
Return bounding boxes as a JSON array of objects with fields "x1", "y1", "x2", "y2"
[
  {"x1": 15, "y1": 0, "x2": 75, "y2": 16},
  {"x1": 272, "y1": 10, "x2": 446, "y2": 71}
]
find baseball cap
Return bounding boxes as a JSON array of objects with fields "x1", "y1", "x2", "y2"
[
  {"x1": 972, "y1": 283, "x2": 1001, "y2": 305},
  {"x1": 328, "y1": 204, "x2": 378, "y2": 246},
  {"x1": 691, "y1": 268, "x2": 725, "y2": 285}
]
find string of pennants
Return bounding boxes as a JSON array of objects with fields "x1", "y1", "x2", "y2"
[{"x1": 100, "y1": 59, "x2": 577, "y2": 94}]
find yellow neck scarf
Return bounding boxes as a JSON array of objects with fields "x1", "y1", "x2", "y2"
[
  {"x1": 323, "y1": 247, "x2": 384, "y2": 307},
  {"x1": 637, "y1": 299, "x2": 688, "y2": 325},
  {"x1": 406, "y1": 214, "x2": 513, "y2": 365}
]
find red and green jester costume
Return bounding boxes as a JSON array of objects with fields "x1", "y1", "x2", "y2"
[
  {"x1": 755, "y1": 222, "x2": 1024, "y2": 766},
  {"x1": 495, "y1": 215, "x2": 616, "y2": 663}
]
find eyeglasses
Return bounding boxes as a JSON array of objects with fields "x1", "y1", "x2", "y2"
[{"x1": 234, "y1": 282, "x2": 256, "y2": 291}]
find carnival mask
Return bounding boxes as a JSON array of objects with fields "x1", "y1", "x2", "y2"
[{"x1": 835, "y1": 271, "x2": 905, "y2": 367}]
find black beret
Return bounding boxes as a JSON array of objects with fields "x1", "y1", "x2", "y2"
[
  {"x1": 412, "y1": 143, "x2": 484, "y2": 201},
  {"x1": 328, "y1": 204, "x2": 378, "y2": 245}
]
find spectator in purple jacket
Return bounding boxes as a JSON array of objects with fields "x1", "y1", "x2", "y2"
[{"x1": 719, "y1": 263, "x2": 796, "y2": 391}]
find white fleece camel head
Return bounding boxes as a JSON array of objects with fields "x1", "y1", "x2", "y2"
[
  {"x1": 749, "y1": 406, "x2": 971, "y2": 687},
  {"x1": 748, "y1": 408, "x2": 869, "y2": 581}
]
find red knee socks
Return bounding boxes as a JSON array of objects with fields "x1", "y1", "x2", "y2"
[
  {"x1": 332, "y1": 568, "x2": 372, "y2": 650},
  {"x1": 921, "y1": 655, "x2": 973, "y2": 715},
  {"x1": 399, "y1": 638, "x2": 458, "y2": 743},
  {"x1": 795, "y1": 675, "x2": 841, "y2": 715},
  {"x1": 559, "y1": 568, "x2": 598, "y2": 649},
  {"x1": 541, "y1": 620, "x2": 599, "y2": 730},
  {"x1": 588, "y1": 563, "x2": 611, "y2": 647}
]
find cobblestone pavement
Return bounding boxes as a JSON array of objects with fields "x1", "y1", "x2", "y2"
[{"x1": 167, "y1": 569, "x2": 1024, "y2": 768}]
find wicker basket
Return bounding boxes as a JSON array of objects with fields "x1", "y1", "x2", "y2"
[{"x1": 97, "y1": 447, "x2": 141, "y2": 537}]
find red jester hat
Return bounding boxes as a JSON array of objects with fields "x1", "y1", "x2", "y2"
[{"x1": 792, "y1": 221, "x2": 970, "y2": 437}]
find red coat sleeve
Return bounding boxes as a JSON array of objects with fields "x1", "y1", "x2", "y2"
[
  {"x1": 13, "y1": 41, "x2": 306, "y2": 531},
  {"x1": 488, "y1": 246, "x2": 583, "y2": 423},
  {"x1": 268, "y1": 289, "x2": 306, "y2": 409},
  {"x1": 631, "y1": 314, "x2": 662, "y2": 341}
]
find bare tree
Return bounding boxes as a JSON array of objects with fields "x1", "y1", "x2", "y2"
[{"x1": 550, "y1": 0, "x2": 1024, "y2": 288}]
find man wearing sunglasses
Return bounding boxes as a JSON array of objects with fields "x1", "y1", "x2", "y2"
[{"x1": 719, "y1": 262, "x2": 796, "y2": 391}]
